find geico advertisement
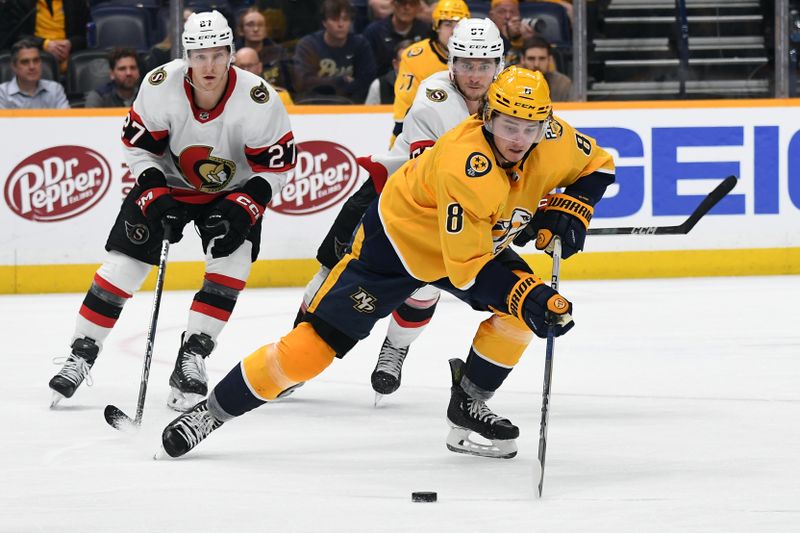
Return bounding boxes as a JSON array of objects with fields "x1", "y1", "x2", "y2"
[{"x1": 1, "y1": 106, "x2": 799, "y2": 267}]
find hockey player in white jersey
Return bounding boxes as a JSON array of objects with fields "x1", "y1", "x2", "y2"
[
  {"x1": 48, "y1": 10, "x2": 296, "y2": 411},
  {"x1": 295, "y1": 18, "x2": 505, "y2": 403}
]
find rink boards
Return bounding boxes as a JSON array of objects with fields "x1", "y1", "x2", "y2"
[{"x1": 1, "y1": 100, "x2": 799, "y2": 293}]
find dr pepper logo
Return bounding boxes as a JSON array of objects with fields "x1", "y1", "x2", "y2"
[
  {"x1": 5, "y1": 146, "x2": 111, "y2": 222},
  {"x1": 268, "y1": 141, "x2": 360, "y2": 216}
]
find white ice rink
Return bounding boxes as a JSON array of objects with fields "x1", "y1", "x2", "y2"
[{"x1": 1, "y1": 276, "x2": 799, "y2": 532}]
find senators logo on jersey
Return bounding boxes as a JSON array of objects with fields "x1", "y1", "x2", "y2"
[
  {"x1": 425, "y1": 88, "x2": 448, "y2": 103},
  {"x1": 174, "y1": 146, "x2": 236, "y2": 192},
  {"x1": 148, "y1": 68, "x2": 167, "y2": 86},
  {"x1": 250, "y1": 82, "x2": 270, "y2": 104},
  {"x1": 465, "y1": 152, "x2": 492, "y2": 178}
]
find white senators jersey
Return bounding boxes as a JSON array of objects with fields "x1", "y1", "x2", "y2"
[
  {"x1": 122, "y1": 60, "x2": 296, "y2": 201},
  {"x1": 384, "y1": 71, "x2": 471, "y2": 175}
]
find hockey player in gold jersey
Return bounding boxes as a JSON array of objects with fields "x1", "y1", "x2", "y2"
[
  {"x1": 391, "y1": 0, "x2": 470, "y2": 141},
  {"x1": 159, "y1": 66, "x2": 616, "y2": 460}
]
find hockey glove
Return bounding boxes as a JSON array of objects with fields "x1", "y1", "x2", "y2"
[
  {"x1": 507, "y1": 274, "x2": 574, "y2": 339},
  {"x1": 205, "y1": 177, "x2": 272, "y2": 258},
  {"x1": 534, "y1": 193, "x2": 594, "y2": 260},
  {"x1": 136, "y1": 168, "x2": 188, "y2": 243}
]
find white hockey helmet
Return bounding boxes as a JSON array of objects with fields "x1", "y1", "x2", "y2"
[
  {"x1": 448, "y1": 18, "x2": 505, "y2": 76},
  {"x1": 182, "y1": 10, "x2": 234, "y2": 56}
]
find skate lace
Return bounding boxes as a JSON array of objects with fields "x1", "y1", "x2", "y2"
[
  {"x1": 375, "y1": 340, "x2": 409, "y2": 377},
  {"x1": 52, "y1": 355, "x2": 93, "y2": 387},
  {"x1": 181, "y1": 352, "x2": 208, "y2": 382},
  {"x1": 466, "y1": 398, "x2": 503, "y2": 425},
  {"x1": 175, "y1": 407, "x2": 219, "y2": 449}
]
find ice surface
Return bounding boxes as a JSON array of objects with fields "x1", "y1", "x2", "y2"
[{"x1": 2, "y1": 276, "x2": 799, "y2": 532}]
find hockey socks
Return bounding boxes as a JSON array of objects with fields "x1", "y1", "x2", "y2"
[
  {"x1": 188, "y1": 273, "x2": 245, "y2": 340},
  {"x1": 75, "y1": 273, "x2": 133, "y2": 346},
  {"x1": 385, "y1": 294, "x2": 438, "y2": 348}
]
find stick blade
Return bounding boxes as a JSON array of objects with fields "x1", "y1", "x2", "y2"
[{"x1": 104, "y1": 404, "x2": 139, "y2": 432}]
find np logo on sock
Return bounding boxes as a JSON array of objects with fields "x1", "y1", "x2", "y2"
[{"x1": 351, "y1": 287, "x2": 377, "y2": 313}]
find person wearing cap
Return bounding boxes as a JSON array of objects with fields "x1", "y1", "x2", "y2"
[
  {"x1": 158, "y1": 65, "x2": 616, "y2": 461},
  {"x1": 48, "y1": 11, "x2": 297, "y2": 414}
]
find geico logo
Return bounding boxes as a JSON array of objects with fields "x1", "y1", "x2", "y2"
[
  {"x1": 269, "y1": 141, "x2": 360, "y2": 215},
  {"x1": 579, "y1": 125, "x2": 800, "y2": 219},
  {"x1": 4, "y1": 146, "x2": 111, "y2": 222}
]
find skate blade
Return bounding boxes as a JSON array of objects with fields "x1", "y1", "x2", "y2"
[
  {"x1": 446, "y1": 426, "x2": 518, "y2": 459},
  {"x1": 50, "y1": 391, "x2": 65, "y2": 408},
  {"x1": 167, "y1": 389, "x2": 205, "y2": 412},
  {"x1": 373, "y1": 392, "x2": 385, "y2": 407}
]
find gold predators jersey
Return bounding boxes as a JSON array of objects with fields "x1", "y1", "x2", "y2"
[
  {"x1": 392, "y1": 38, "x2": 449, "y2": 129},
  {"x1": 378, "y1": 115, "x2": 615, "y2": 290}
]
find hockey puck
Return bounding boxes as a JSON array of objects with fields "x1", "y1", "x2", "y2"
[{"x1": 411, "y1": 491, "x2": 437, "y2": 503}]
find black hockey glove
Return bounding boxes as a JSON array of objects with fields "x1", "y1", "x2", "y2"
[
  {"x1": 534, "y1": 192, "x2": 594, "y2": 260},
  {"x1": 205, "y1": 177, "x2": 272, "y2": 259},
  {"x1": 507, "y1": 274, "x2": 574, "y2": 339},
  {"x1": 136, "y1": 168, "x2": 188, "y2": 243}
]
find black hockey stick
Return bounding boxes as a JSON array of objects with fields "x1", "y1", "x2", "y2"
[
  {"x1": 104, "y1": 225, "x2": 172, "y2": 430},
  {"x1": 587, "y1": 175, "x2": 737, "y2": 236},
  {"x1": 537, "y1": 237, "x2": 562, "y2": 498}
]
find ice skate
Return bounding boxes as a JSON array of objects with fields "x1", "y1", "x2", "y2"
[
  {"x1": 159, "y1": 399, "x2": 224, "y2": 458},
  {"x1": 370, "y1": 337, "x2": 409, "y2": 405},
  {"x1": 445, "y1": 358, "x2": 519, "y2": 459},
  {"x1": 49, "y1": 338, "x2": 99, "y2": 407},
  {"x1": 167, "y1": 332, "x2": 214, "y2": 412}
]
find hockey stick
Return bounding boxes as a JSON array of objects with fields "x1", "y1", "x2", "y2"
[
  {"x1": 587, "y1": 175, "x2": 737, "y2": 236},
  {"x1": 537, "y1": 237, "x2": 561, "y2": 498},
  {"x1": 104, "y1": 225, "x2": 172, "y2": 430}
]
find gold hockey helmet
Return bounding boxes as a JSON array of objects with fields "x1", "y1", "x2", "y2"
[
  {"x1": 483, "y1": 66, "x2": 552, "y2": 122},
  {"x1": 432, "y1": 0, "x2": 471, "y2": 30}
]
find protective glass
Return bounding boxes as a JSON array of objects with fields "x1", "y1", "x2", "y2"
[
  {"x1": 188, "y1": 50, "x2": 230, "y2": 67},
  {"x1": 451, "y1": 60, "x2": 496, "y2": 76},
  {"x1": 486, "y1": 113, "x2": 548, "y2": 146}
]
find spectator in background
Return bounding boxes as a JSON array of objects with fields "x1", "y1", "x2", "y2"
[
  {"x1": 146, "y1": 7, "x2": 195, "y2": 72},
  {"x1": 489, "y1": 0, "x2": 533, "y2": 66},
  {"x1": 0, "y1": 39, "x2": 68, "y2": 109},
  {"x1": 362, "y1": 0, "x2": 427, "y2": 77},
  {"x1": 85, "y1": 48, "x2": 141, "y2": 108},
  {"x1": 292, "y1": 0, "x2": 377, "y2": 103},
  {"x1": 235, "y1": 46, "x2": 295, "y2": 106},
  {"x1": 519, "y1": 36, "x2": 572, "y2": 101},
  {"x1": 256, "y1": 0, "x2": 324, "y2": 45},
  {"x1": 0, "y1": 0, "x2": 90, "y2": 72},
  {"x1": 235, "y1": 8, "x2": 292, "y2": 92},
  {"x1": 368, "y1": 0, "x2": 395, "y2": 20},
  {"x1": 364, "y1": 39, "x2": 410, "y2": 105}
]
